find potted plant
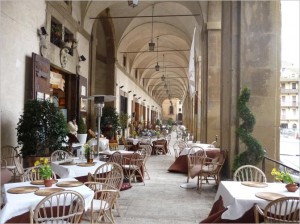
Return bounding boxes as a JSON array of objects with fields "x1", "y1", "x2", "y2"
[
  {"x1": 100, "y1": 106, "x2": 119, "y2": 141},
  {"x1": 33, "y1": 157, "x2": 54, "y2": 187},
  {"x1": 271, "y1": 168, "x2": 298, "y2": 192},
  {"x1": 119, "y1": 112, "x2": 129, "y2": 139},
  {"x1": 16, "y1": 99, "x2": 68, "y2": 167},
  {"x1": 232, "y1": 87, "x2": 265, "y2": 171},
  {"x1": 77, "y1": 117, "x2": 87, "y2": 145}
]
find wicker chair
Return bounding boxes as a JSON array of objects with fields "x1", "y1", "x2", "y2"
[
  {"x1": 51, "y1": 150, "x2": 72, "y2": 162},
  {"x1": 166, "y1": 134, "x2": 172, "y2": 154},
  {"x1": 84, "y1": 183, "x2": 118, "y2": 224},
  {"x1": 152, "y1": 139, "x2": 167, "y2": 155},
  {"x1": 107, "y1": 151, "x2": 123, "y2": 166},
  {"x1": 122, "y1": 151, "x2": 146, "y2": 185},
  {"x1": 1, "y1": 145, "x2": 19, "y2": 182},
  {"x1": 173, "y1": 140, "x2": 187, "y2": 159},
  {"x1": 87, "y1": 162, "x2": 124, "y2": 217},
  {"x1": 254, "y1": 196, "x2": 300, "y2": 223},
  {"x1": 186, "y1": 146, "x2": 207, "y2": 183},
  {"x1": 197, "y1": 149, "x2": 227, "y2": 191},
  {"x1": 233, "y1": 165, "x2": 267, "y2": 182},
  {"x1": 139, "y1": 144, "x2": 152, "y2": 179},
  {"x1": 21, "y1": 165, "x2": 57, "y2": 182},
  {"x1": 30, "y1": 190, "x2": 85, "y2": 224},
  {"x1": 122, "y1": 137, "x2": 134, "y2": 151}
]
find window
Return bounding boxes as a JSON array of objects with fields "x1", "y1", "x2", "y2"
[
  {"x1": 64, "y1": 28, "x2": 74, "y2": 56},
  {"x1": 281, "y1": 83, "x2": 285, "y2": 89},
  {"x1": 292, "y1": 109, "x2": 296, "y2": 115},
  {"x1": 120, "y1": 95, "x2": 128, "y2": 114},
  {"x1": 123, "y1": 55, "x2": 126, "y2": 67},
  {"x1": 50, "y1": 18, "x2": 62, "y2": 47},
  {"x1": 169, "y1": 105, "x2": 174, "y2": 115},
  {"x1": 135, "y1": 69, "x2": 138, "y2": 79},
  {"x1": 292, "y1": 83, "x2": 296, "y2": 89},
  {"x1": 282, "y1": 96, "x2": 286, "y2": 102}
]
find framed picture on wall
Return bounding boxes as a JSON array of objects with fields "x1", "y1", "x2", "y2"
[{"x1": 80, "y1": 98, "x2": 87, "y2": 112}]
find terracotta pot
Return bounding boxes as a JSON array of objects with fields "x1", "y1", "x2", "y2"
[
  {"x1": 44, "y1": 179, "x2": 53, "y2": 187},
  {"x1": 285, "y1": 183, "x2": 299, "y2": 192}
]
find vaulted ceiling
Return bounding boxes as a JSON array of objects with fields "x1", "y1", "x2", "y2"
[{"x1": 82, "y1": 1, "x2": 208, "y2": 104}]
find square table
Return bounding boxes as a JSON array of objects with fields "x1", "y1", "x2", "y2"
[
  {"x1": 51, "y1": 159, "x2": 106, "y2": 182},
  {"x1": 0, "y1": 178, "x2": 94, "y2": 224},
  {"x1": 214, "y1": 181, "x2": 299, "y2": 220}
]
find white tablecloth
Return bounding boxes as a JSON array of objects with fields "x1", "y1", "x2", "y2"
[
  {"x1": 0, "y1": 178, "x2": 94, "y2": 224},
  {"x1": 51, "y1": 159, "x2": 106, "y2": 178},
  {"x1": 215, "y1": 181, "x2": 299, "y2": 220},
  {"x1": 180, "y1": 143, "x2": 219, "y2": 155}
]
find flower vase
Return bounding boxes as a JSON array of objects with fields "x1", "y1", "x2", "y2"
[
  {"x1": 44, "y1": 179, "x2": 53, "y2": 187},
  {"x1": 285, "y1": 183, "x2": 298, "y2": 192}
]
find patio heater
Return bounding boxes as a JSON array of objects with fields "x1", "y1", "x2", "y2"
[{"x1": 87, "y1": 95, "x2": 116, "y2": 156}]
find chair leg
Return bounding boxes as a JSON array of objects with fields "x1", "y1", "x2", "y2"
[{"x1": 144, "y1": 164, "x2": 150, "y2": 180}]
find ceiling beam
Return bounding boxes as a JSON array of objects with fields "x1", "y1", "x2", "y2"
[
  {"x1": 90, "y1": 14, "x2": 201, "y2": 20},
  {"x1": 120, "y1": 49, "x2": 189, "y2": 54}
]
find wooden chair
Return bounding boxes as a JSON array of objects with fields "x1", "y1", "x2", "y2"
[
  {"x1": 197, "y1": 149, "x2": 227, "y2": 191},
  {"x1": 254, "y1": 196, "x2": 300, "y2": 223},
  {"x1": 51, "y1": 149, "x2": 72, "y2": 162},
  {"x1": 233, "y1": 165, "x2": 267, "y2": 182},
  {"x1": 21, "y1": 166, "x2": 57, "y2": 182},
  {"x1": 139, "y1": 144, "x2": 152, "y2": 179},
  {"x1": 186, "y1": 146, "x2": 207, "y2": 183},
  {"x1": 30, "y1": 190, "x2": 84, "y2": 224},
  {"x1": 84, "y1": 183, "x2": 118, "y2": 224},
  {"x1": 122, "y1": 151, "x2": 146, "y2": 185}
]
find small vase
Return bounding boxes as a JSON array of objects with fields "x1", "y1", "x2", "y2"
[
  {"x1": 285, "y1": 183, "x2": 299, "y2": 192},
  {"x1": 44, "y1": 179, "x2": 53, "y2": 187}
]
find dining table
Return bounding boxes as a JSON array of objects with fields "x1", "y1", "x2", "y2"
[
  {"x1": 201, "y1": 180, "x2": 300, "y2": 223},
  {"x1": 0, "y1": 177, "x2": 94, "y2": 224},
  {"x1": 51, "y1": 158, "x2": 106, "y2": 182}
]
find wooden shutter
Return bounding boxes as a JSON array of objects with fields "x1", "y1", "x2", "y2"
[{"x1": 32, "y1": 53, "x2": 50, "y2": 99}]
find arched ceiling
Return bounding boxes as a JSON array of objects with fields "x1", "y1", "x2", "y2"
[{"x1": 83, "y1": 1, "x2": 207, "y2": 104}]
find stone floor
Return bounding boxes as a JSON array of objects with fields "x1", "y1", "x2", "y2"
[{"x1": 113, "y1": 131, "x2": 217, "y2": 224}]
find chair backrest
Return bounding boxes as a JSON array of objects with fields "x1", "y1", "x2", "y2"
[
  {"x1": 204, "y1": 149, "x2": 227, "y2": 173},
  {"x1": 122, "y1": 137, "x2": 132, "y2": 150},
  {"x1": 187, "y1": 146, "x2": 207, "y2": 167},
  {"x1": 51, "y1": 150, "x2": 71, "y2": 162},
  {"x1": 13, "y1": 153, "x2": 25, "y2": 175},
  {"x1": 139, "y1": 144, "x2": 152, "y2": 157},
  {"x1": 256, "y1": 196, "x2": 300, "y2": 223},
  {"x1": 173, "y1": 140, "x2": 187, "y2": 156},
  {"x1": 89, "y1": 162, "x2": 124, "y2": 190},
  {"x1": 107, "y1": 151, "x2": 123, "y2": 165},
  {"x1": 30, "y1": 190, "x2": 84, "y2": 224},
  {"x1": 21, "y1": 165, "x2": 57, "y2": 182},
  {"x1": 1, "y1": 145, "x2": 17, "y2": 167},
  {"x1": 128, "y1": 151, "x2": 146, "y2": 168},
  {"x1": 233, "y1": 165, "x2": 267, "y2": 182}
]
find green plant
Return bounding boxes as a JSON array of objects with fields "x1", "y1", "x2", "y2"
[
  {"x1": 167, "y1": 118, "x2": 173, "y2": 126},
  {"x1": 83, "y1": 143, "x2": 93, "y2": 157},
  {"x1": 119, "y1": 112, "x2": 129, "y2": 137},
  {"x1": 16, "y1": 99, "x2": 68, "y2": 158},
  {"x1": 34, "y1": 158, "x2": 52, "y2": 179},
  {"x1": 77, "y1": 117, "x2": 87, "y2": 134},
  {"x1": 100, "y1": 106, "x2": 119, "y2": 139},
  {"x1": 232, "y1": 87, "x2": 265, "y2": 171},
  {"x1": 271, "y1": 168, "x2": 294, "y2": 184}
]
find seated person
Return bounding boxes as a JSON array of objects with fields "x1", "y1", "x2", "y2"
[{"x1": 67, "y1": 116, "x2": 78, "y2": 137}]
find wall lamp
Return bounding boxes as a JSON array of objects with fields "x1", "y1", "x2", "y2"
[
  {"x1": 119, "y1": 85, "x2": 124, "y2": 89},
  {"x1": 138, "y1": 97, "x2": 141, "y2": 99},
  {"x1": 39, "y1": 26, "x2": 47, "y2": 36},
  {"x1": 79, "y1": 55, "x2": 86, "y2": 62},
  {"x1": 133, "y1": 94, "x2": 137, "y2": 97},
  {"x1": 128, "y1": 91, "x2": 132, "y2": 93},
  {"x1": 128, "y1": 0, "x2": 138, "y2": 8},
  {"x1": 143, "y1": 99, "x2": 146, "y2": 101}
]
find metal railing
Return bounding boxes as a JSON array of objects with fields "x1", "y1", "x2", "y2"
[{"x1": 262, "y1": 155, "x2": 299, "y2": 175}]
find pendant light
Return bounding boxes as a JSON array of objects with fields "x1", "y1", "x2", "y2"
[
  {"x1": 149, "y1": 5, "x2": 155, "y2": 51},
  {"x1": 161, "y1": 54, "x2": 165, "y2": 81},
  {"x1": 155, "y1": 37, "x2": 160, "y2": 71}
]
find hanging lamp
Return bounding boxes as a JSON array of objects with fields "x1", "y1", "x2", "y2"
[
  {"x1": 149, "y1": 5, "x2": 155, "y2": 51},
  {"x1": 155, "y1": 37, "x2": 160, "y2": 71}
]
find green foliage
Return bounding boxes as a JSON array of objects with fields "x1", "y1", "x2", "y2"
[
  {"x1": 119, "y1": 112, "x2": 129, "y2": 130},
  {"x1": 233, "y1": 87, "x2": 265, "y2": 171},
  {"x1": 16, "y1": 99, "x2": 68, "y2": 158},
  {"x1": 34, "y1": 158, "x2": 52, "y2": 179},
  {"x1": 167, "y1": 118, "x2": 173, "y2": 126},
  {"x1": 100, "y1": 106, "x2": 119, "y2": 139},
  {"x1": 77, "y1": 117, "x2": 87, "y2": 134},
  {"x1": 156, "y1": 119, "x2": 161, "y2": 125}
]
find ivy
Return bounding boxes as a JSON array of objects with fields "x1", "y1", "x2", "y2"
[{"x1": 233, "y1": 87, "x2": 265, "y2": 171}]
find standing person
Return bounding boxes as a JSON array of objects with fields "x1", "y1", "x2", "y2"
[{"x1": 68, "y1": 116, "x2": 78, "y2": 137}]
